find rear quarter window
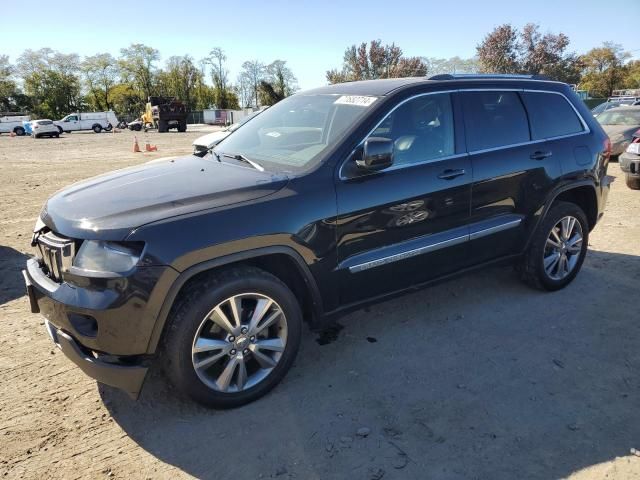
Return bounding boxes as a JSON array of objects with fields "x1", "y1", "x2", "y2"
[
  {"x1": 461, "y1": 91, "x2": 530, "y2": 151},
  {"x1": 521, "y1": 92, "x2": 584, "y2": 139}
]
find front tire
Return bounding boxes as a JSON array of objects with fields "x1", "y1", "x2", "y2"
[
  {"x1": 626, "y1": 174, "x2": 640, "y2": 190},
  {"x1": 163, "y1": 266, "x2": 302, "y2": 408},
  {"x1": 56, "y1": 126, "x2": 63, "y2": 134},
  {"x1": 519, "y1": 201, "x2": 589, "y2": 291}
]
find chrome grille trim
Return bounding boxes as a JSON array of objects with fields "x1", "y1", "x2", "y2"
[{"x1": 36, "y1": 231, "x2": 76, "y2": 282}]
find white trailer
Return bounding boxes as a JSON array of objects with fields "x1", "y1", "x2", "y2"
[
  {"x1": 54, "y1": 111, "x2": 118, "y2": 133},
  {"x1": 0, "y1": 115, "x2": 31, "y2": 136}
]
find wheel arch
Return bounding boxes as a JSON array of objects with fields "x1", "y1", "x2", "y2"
[
  {"x1": 145, "y1": 246, "x2": 323, "y2": 354},
  {"x1": 524, "y1": 180, "x2": 598, "y2": 251}
]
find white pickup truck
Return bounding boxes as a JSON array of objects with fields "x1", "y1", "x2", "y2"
[
  {"x1": 0, "y1": 115, "x2": 31, "y2": 136},
  {"x1": 54, "y1": 111, "x2": 118, "y2": 134}
]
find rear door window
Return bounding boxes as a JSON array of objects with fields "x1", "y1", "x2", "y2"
[
  {"x1": 521, "y1": 92, "x2": 584, "y2": 139},
  {"x1": 461, "y1": 91, "x2": 530, "y2": 151}
]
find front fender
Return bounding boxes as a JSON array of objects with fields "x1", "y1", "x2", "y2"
[{"x1": 143, "y1": 245, "x2": 323, "y2": 354}]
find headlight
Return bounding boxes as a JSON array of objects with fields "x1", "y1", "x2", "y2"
[{"x1": 73, "y1": 241, "x2": 144, "y2": 273}]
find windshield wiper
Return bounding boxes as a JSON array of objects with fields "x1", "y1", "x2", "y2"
[{"x1": 220, "y1": 152, "x2": 264, "y2": 171}]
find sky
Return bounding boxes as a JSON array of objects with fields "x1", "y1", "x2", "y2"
[{"x1": 2, "y1": 0, "x2": 639, "y2": 90}]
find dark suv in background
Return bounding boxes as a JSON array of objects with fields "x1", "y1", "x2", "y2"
[{"x1": 24, "y1": 74, "x2": 610, "y2": 408}]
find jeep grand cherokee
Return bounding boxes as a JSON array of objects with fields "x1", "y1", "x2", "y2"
[{"x1": 24, "y1": 74, "x2": 611, "y2": 408}]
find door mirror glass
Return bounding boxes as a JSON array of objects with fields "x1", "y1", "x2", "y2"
[{"x1": 357, "y1": 137, "x2": 394, "y2": 171}]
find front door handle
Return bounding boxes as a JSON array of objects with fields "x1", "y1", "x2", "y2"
[
  {"x1": 438, "y1": 168, "x2": 466, "y2": 180},
  {"x1": 530, "y1": 150, "x2": 553, "y2": 160}
]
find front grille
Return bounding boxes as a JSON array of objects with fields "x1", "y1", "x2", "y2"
[{"x1": 35, "y1": 231, "x2": 76, "y2": 282}]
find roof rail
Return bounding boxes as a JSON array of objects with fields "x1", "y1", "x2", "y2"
[{"x1": 428, "y1": 73, "x2": 551, "y2": 81}]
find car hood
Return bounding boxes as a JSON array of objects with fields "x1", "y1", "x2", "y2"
[
  {"x1": 42, "y1": 155, "x2": 288, "y2": 239},
  {"x1": 192, "y1": 130, "x2": 231, "y2": 148}
]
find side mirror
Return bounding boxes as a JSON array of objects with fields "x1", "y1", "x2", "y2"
[{"x1": 356, "y1": 137, "x2": 394, "y2": 171}]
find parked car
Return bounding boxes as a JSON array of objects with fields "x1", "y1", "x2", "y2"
[
  {"x1": 596, "y1": 106, "x2": 640, "y2": 157},
  {"x1": 54, "y1": 111, "x2": 117, "y2": 134},
  {"x1": 31, "y1": 119, "x2": 60, "y2": 138},
  {"x1": 192, "y1": 109, "x2": 267, "y2": 156},
  {"x1": 0, "y1": 115, "x2": 31, "y2": 136},
  {"x1": 619, "y1": 131, "x2": 640, "y2": 189},
  {"x1": 24, "y1": 74, "x2": 610, "y2": 408},
  {"x1": 591, "y1": 100, "x2": 638, "y2": 117}
]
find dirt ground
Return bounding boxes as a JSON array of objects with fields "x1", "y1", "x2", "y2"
[{"x1": 1, "y1": 129, "x2": 639, "y2": 480}]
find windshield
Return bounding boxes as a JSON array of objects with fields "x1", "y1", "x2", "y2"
[
  {"x1": 213, "y1": 94, "x2": 378, "y2": 173},
  {"x1": 597, "y1": 110, "x2": 640, "y2": 126}
]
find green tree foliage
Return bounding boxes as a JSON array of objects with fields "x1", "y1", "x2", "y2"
[
  {"x1": 16, "y1": 49, "x2": 82, "y2": 118},
  {"x1": 157, "y1": 55, "x2": 201, "y2": 110},
  {"x1": 0, "y1": 55, "x2": 31, "y2": 112},
  {"x1": 326, "y1": 40, "x2": 427, "y2": 84},
  {"x1": 477, "y1": 24, "x2": 581, "y2": 83},
  {"x1": 259, "y1": 60, "x2": 298, "y2": 106},
  {"x1": 82, "y1": 53, "x2": 119, "y2": 111},
  {"x1": 578, "y1": 43, "x2": 631, "y2": 97},
  {"x1": 118, "y1": 43, "x2": 159, "y2": 107}
]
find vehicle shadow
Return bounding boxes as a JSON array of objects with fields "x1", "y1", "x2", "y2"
[
  {"x1": 102, "y1": 248, "x2": 640, "y2": 479},
  {"x1": 0, "y1": 245, "x2": 30, "y2": 305}
]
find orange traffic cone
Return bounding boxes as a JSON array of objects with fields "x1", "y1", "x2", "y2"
[
  {"x1": 145, "y1": 142, "x2": 152, "y2": 152},
  {"x1": 149, "y1": 145, "x2": 158, "y2": 152},
  {"x1": 9, "y1": 131, "x2": 16, "y2": 137},
  {"x1": 133, "y1": 135, "x2": 141, "y2": 153}
]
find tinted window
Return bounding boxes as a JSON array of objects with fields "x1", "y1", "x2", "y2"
[
  {"x1": 522, "y1": 92, "x2": 584, "y2": 139},
  {"x1": 462, "y1": 91, "x2": 530, "y2": 151},
  {"x1": 370, "y1": 93, "x2": 454, "y2": 166}
]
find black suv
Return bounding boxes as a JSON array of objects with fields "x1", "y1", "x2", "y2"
[{"x1": 24, "y1": 75, "x2": 611, "y2": 408}]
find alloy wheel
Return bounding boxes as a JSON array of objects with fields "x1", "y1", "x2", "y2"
[
  {"x1": 191, "y1": 293, "x2": 288, "y2": 393},
  {"x1": 543, "y1": 215, "x2": 583, "y2": 281}
]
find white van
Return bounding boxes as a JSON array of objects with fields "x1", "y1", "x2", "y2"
[
  {"x1": 0, "y1": 115, "x2": 31, "y2": 136},
  {"x1": 54, "y1": 111, "x2": 118, "y2": 133}
]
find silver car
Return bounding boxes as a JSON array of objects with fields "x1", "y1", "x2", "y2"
[{"x1": 596, "y1": 106, "x2": 640, "y2": 157}]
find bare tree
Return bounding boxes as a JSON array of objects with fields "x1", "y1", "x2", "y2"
[{"x1": 240, "y1": 60, "x2": 266, "y2": 107}]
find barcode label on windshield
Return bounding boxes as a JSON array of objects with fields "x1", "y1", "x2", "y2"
[{"x1": 334, "y1": 95, "x2": 377, "y2": 107}]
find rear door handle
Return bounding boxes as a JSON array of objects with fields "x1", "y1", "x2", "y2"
[
  {"x1": 530, "y1": 151, "x2": 553, "y2": 160},
  {"x1": 438, "y1": 168, "x2": 466, "y2": 180}
]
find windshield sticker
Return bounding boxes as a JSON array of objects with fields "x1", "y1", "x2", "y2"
[
  {"x1": 265, "y1": 131, "x2": 281, "y2": 138},
  {"x1": 334, "y1": 95, "x2": 377, "y2": 107}
]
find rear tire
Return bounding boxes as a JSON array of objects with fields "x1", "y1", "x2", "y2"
[
  {"x1": 92, "y1": 124, "x2": 102, "y2": 133},
  {"x1": 14, "y1": 127, "x2": 25, "y2": 136},
  {"x1": 178, "y1": 120, "x2": 187, "y2": 132},
  {"x1": 163, "y1": 266, "x2": 302, "y2": 408},
  {"x1": 518, "y1": 201, "x2": 589, "y2": 291},
  {"x1": 158, "y1": 120, "x2": 168, "y2": 133},
  {"x1": 626, "y1": 174, "x2": 640, "y2": 190}
]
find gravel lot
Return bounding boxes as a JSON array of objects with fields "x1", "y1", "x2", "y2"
[{"x1": 1, "y1": 129, "x2": 639, "y2": 480}]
